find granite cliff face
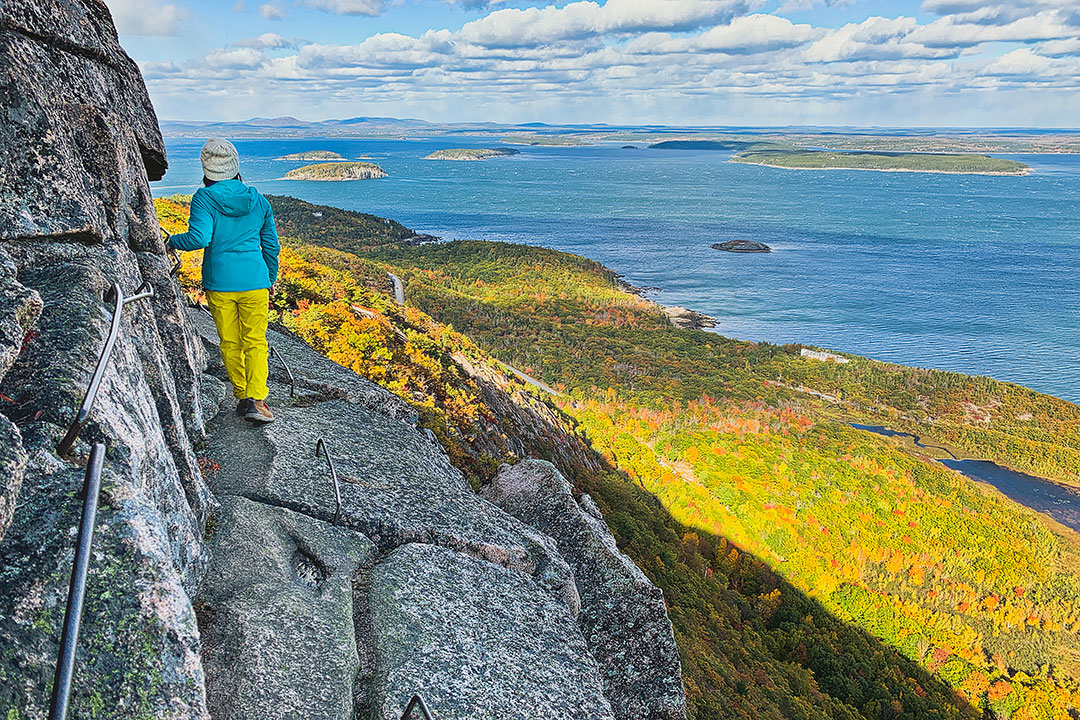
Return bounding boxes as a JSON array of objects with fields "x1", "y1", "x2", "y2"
[{"x1": 0, "y1": 3, "x2": 687, "y2": 719}]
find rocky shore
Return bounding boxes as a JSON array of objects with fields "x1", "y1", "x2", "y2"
[{"x1": 615, "y1": 277, "x2": 718, "y2": 330}]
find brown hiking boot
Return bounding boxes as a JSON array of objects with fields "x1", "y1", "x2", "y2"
[{"x1": 244, "y1": 399, "x2": 275, "y2": 424}]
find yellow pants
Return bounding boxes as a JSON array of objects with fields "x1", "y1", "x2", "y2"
[{"x1": 205, "y1": 289, "x2": 270, "y2": 401}]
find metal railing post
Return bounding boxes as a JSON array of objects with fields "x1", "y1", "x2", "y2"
[
  {"x1": 314, "y1": 438, "x2": 342, "y2": 524},
  {"x1": 401, "y1": 694, "x2": 434, "y2": 720},
  {"x1": 57, "y1": 281, "x2": 154, "y2": 458},
  {"x1": 48, "y1": 442, "x2": 105, "y2": 720},
  {"x1": 269, "y1": 346, "x2": 296, "y2": 398}
]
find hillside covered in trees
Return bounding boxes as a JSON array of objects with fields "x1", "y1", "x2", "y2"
[{"x1": 157, "y1": 194, "x2": 1080, "y2": 720}]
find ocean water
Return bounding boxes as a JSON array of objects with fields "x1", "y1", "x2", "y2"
[{"x1": 155, "y1": 137, "x2": 1080, "y2": 403}]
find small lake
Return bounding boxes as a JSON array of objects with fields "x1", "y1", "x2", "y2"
[{"x1": 853, "y1": 424, "x2": 1080, "y2": 533}]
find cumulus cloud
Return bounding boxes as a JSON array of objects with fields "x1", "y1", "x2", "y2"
[
  {"x1": 1039, "y1": 37, "x2": 1080, "y2": 56},
  {"x1": 456, "y1": 0, "x2": 762, "y2": 48},
  {"x1": 259, "y1": 3, "x2": 288, "y2": 19},
  {"x1": 910, "y1": 10, "x2": 1078, "y2": 48},
  {"x1": 104, "y1": 0, "x2": 189, "y2": 35},
  {"x1": 204, "y1": 47, "x2": 267, "y2": 69},
  {"x1": 236, "y1": 33, "x2": 300, "y2": 50},
  {"x1": 628, "y1": 14, "x2": 822, "y2": 55}
]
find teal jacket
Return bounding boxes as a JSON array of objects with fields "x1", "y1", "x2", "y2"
[{"x1": 169, "y1": 180, "x2": 280, "y2": 292}]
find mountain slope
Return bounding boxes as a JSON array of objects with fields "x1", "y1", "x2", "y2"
[{"x1": 180, "y1": 195, "x2": 1080, "y2": 720}]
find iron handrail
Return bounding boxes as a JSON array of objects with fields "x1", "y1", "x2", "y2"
[
  {"x1": 57, "y1": 281, "x2": 154, "y2": 458},
  {"x1": 269, "y1": 346, "x2": 295, "y2": 397},
  {"x1": 314, "y1": 438, "x2": 342, "y2": 524},
  {"x1": 401, "y1": 694, "x2": 434, "y2": 720},
  {"x1": 48, "y1": 442, "x2": 105, "y2": 720}
]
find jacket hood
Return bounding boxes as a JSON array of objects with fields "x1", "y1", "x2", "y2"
[{"x1": 201, "y1": 180, "x2": 259, "y2": 217}]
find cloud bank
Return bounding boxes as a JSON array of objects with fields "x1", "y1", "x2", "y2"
[{"x1": 131, "y1": 0, "x2": 1080, "y2": 125}]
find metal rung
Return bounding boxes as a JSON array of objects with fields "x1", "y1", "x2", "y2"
[
  {"x1": 57, "y1": 281, "x2": 154, "y2": 458},
  {"x1": 162, "y1": 229, "x2": 181, "y2": 276},
  {"x1": 315, "y1": 438, "x2": 342, "y2": 524},
  {"x1": 270, "y1": 346, "x2": 295, "y2": 397},
  {"x1": 402, "y1": 694, "x2": 434, "y2": 720},
  {"x1": 48, "y1": 442, "x2": 105, "y2": 720}
]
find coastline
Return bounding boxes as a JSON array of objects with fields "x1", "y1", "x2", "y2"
[
  {"x1": 730, "y1": 159, "x2": 1031, "y2": 176},
  {"x1": 615, "y1": 275, "x2": 718, "y2": 330}
]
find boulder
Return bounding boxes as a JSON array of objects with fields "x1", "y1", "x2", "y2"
[
  {"x1": 196, "y1": 497, "x2": 376, "y2": 720},
  {"x1": 482, "y1": 460, "x2": 687, "y2": 720},
  {"x1": 368, "y1": 543, "x2": 616, "y2": 720},
  {"x1": 711, "y1": 240, "x2": 771, "y2": 253}
]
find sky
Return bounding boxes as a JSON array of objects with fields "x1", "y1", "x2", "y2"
[{"x1": 105, "y1": 0, "x2": 1080, "y2": 128}]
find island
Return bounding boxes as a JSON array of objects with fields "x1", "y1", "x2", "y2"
[
  {"x1": 425, "y1": 148, "x2": 521, "y2": 161},
  {"x1": 500, "y1": 134, "x2": 587, "y2": 146},
  {"x1": 283, "y1": 161, "x2": 388, "y2": 181},
  {"x1": 712, "y1": 240, "x2": 771, "y2": 253},
  {"x1": 278, "y1": 150, "x2": 346, "y2": 161},
  {"x1": 649, "y1": 140, "x2": 775, "y2": 151},
  {"x1": 731, "y1": 148, "x2": 1030, "y2": 175}
]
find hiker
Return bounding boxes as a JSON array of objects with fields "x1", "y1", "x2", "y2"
[{"x1": 168, "y1": 139, "x2": 280, "y2": 424}]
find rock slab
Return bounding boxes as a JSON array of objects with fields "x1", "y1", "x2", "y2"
[
  {"x1": 483, "y1": 460, "x2": 687, "y2": 720},
  {"x1": 196, "y1": 497, "x2": 376, "y2": 720},
  {"x1": 368, "y1": 543, "x2": 616, "y2": 720}
]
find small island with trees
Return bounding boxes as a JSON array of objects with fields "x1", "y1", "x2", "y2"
[
  {"x1": 732, "y1": 148, "x2": 1030, "y2": 175},
  {"x1": 500, "y1": 134, "x2": 587, "y2": 146},
  {"x1": 278, "y1": 150, "x2": 346, "y2": 161},
  {"x1": 283, "y1": 161, "x2": 388, "y2": 181},
  {"x1": 425, "y1": 148, "x2": 521, "y2": 161}
]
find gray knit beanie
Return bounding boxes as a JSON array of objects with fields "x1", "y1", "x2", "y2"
[{"x1": 201, "y1": 139, "x2": 240, "y2": 181}]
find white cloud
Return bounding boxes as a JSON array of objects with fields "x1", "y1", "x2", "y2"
[
  {"x1": 1039, "y1": 37, "x2": 1080, "y2": 56},
  {"x1": 236, "y1": 33, "x2": 300, "y2": 50},
  {"x1": 910, "y1": 10, "x2": 1078, "y2": 48},
  {"x1": 805, "y1": 16, "x2": 958, "y2": 62},
  {"x1": 628, "y1": 14, "x2": 822, "y2": 55},
  {"x1": 303, "y1": 0, "x2": 386, "y2": 15},
  {"x1": 205, "y1": 47, "x2": 266, "y2": 69},
  {"x1": 457, "y1": 0, "x2": 762, "y2": 48},
  {"x1": 259, "y1": 3, "x2": 288, "y2": 20},
  {"x1": 104, "y1": 0, "x2": 189, "y2": 36}
]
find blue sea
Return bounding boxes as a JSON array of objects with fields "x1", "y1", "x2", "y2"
[{"x1": 154, "y1": 137, "x2": 1080, "y2": 404}]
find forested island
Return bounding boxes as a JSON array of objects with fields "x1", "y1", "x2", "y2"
[
  {"x1": 283, "y1": 161, "x2": 387, "y2": 181},
  {"x1": 159, "y1": 194, "x2": 1080, "y2": 720},
  {"x1": 425, "y1": 148, "x2": 521, "y2": 161},
  {"x1": 278, "y1": 150, "x2": 345, "y2": 161},
  {"x1": 500, "y1": 134, "x2": 587, "y2": 146},
  {"x1": 733, "y1": 148, "x2": 1031, "y2": 175}
]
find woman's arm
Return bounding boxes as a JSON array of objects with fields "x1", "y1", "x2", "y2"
[
  {"x1": 169, "y1": 192, "x2": 213, "y2": 251},
  {"x1": 260, "y1": 199, "x2": 280, "y2": 286}
]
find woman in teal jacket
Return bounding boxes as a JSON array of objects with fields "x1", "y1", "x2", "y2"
[{"x1": 169, "y1": 139, "x2": 280, "y2": 424}]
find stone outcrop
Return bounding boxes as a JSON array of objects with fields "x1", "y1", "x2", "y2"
[
  {"x1": 482, "y1": 460, "x2": 687, "y2": 720},
  {"x1": 0, "y1": 4, "x2": 687, "y2": 719},
  {"x1": 711, "y1": 240, "x2": 771, "y2": 253},
  {"x1": 1, "y1": 2, "x2": 211, "y2": 716}
]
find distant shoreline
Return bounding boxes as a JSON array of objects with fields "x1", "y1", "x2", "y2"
[{"x1": 732, "y1": 160, "x2": 1031, "y2": 176}]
